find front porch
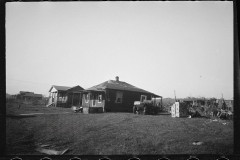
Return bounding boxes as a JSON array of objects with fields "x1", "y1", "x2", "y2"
[{"x1": 47, "y1": 91, "x2": 82, "y2": 108}]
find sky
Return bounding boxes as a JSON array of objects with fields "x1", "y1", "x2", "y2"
[{"x1": 6, "y1": 2, "x2": 233, "y2": 99}]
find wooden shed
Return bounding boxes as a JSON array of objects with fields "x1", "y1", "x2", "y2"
[
  {"x1": 81, "y1": 76, "x2": 161, "y2": 113},
  {"x1": 47, "y1": 85, "x2": 84, "y2": 107}
]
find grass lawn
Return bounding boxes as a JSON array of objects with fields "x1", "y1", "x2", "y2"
[{"x1": 6, "y1": 102, "x2": 233, "y2": 155}]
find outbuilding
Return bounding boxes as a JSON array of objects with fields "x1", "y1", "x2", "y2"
[{"x1": 81, "y1": 76, "x2": 161, "y2": 113}]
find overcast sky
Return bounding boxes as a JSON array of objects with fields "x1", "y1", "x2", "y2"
[{"x1": 6, "y1": 2, "x2": 233, "y2": 99}]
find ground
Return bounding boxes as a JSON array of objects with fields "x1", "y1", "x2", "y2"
[{"x1": 6, "y1": 102, "x2": 233, "y2": 155}]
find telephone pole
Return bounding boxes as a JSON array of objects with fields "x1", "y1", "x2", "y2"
[{"x1": 174, "y1": 90, "x2": 176, "y2": 102}]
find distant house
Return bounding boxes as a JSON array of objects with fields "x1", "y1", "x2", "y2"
[
  {"x1": 81, "y1": 76, "x2": 161, "y2": 113},
  {"x1": 23, "y1": 93, "x2": 42, "y2": 100},
  {"x1": 19, "y1": 91, "x2": 42, "y2": 100},
  {"x1": 47, "y1": 85, "x2": 84, "y2": 107},
  {"x1": 20, "y1": 91, "x2": 34, "y2": 95}
]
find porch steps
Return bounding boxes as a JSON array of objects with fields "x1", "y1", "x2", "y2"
[{"x1": 46, "y1": 102, "x2": 54, "y2": 107}]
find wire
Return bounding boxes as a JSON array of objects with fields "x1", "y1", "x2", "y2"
[{"x1": 6, "y1": 78, "x2": 51, "y2": 86}]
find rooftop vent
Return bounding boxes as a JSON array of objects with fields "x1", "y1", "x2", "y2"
[{"x1": 115, "y1": 76, "x2": 119, "y2": 82}]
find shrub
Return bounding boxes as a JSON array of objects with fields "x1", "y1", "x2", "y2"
[
  {"x1": 32, "y1": 100, "x2": 39, "y2": 106},
  {"x1": 6, "y1": 98, "x2": 15, "y2": 104}
]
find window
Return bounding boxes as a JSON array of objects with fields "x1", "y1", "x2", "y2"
[
  {"x1": 85, "y1": 94, "x2": 89, "y2": 103},
  {"x1": 140, "y1": 95, "x2": 147, "y2": 102},
  {"x1": 98, "y1": 94, "x2": 102, "y2": 103},
  {"x1": 115, "y1": 91, "x2": 123, "y2": 103}
]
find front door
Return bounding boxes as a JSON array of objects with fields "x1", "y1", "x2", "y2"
[{"x1": 92, "y1": 94, "x2": 96, "y2": 106}]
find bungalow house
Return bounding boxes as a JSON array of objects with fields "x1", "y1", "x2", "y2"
[
  {"x1": 47, "y1": 85, "x2": 84, "y2": 107},
  {"x1": 81, "y1": 76, "x2": 161, "y2": 114},
  {"x1": 20, "y1": 91, "x2": 34, "y2": 95},
  {"x1": 19, "y1": 91, "x2": 42, "y2": 100},
  {"x1": 23, "y1": 93, "x2": 42, "y2": 100}
]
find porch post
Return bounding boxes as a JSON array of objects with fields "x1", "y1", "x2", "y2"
[
  {"x1": 56, "y1": 91, "x2": 58, "y2": 107},
  {"x1": 103, "y1": 91, "x2": 106, "y2": 113},
  {"x1": 89, "y1": 92, "x2": 91, "y2": 112}
]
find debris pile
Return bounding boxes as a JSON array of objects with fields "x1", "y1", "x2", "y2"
[
  {"x1": 171, "y1": 99, "x2": 233, "y2": 120},
  {"x1": 71, "y1": 106, "x2": 83, "y2": 113},
  {"x1": 192, "y1": 141, "x2": 204, "y2": 145}
]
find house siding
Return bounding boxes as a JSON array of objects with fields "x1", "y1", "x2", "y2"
[{"x1": 104, "y1": 89, "x2": 153, "y2": 112}]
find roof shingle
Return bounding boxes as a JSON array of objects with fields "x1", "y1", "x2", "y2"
[{"x1": 86, "y1": 80, "x2": 158, "y2": 95}]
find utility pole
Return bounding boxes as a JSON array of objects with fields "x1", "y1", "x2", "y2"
[{"x1": 174, "y1": 90, "x2": 176, "y2": 102}]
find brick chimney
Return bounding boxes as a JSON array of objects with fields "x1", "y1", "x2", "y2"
[{"x1": 115, "y1": 76, "x2": 119, "y2": 82}]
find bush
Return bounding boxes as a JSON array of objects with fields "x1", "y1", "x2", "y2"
[
  {"x1": 32, "y1": 100, "x2": 40, "y2": 106},
  {"x1": 6, "y1": 98, "x2": 15, "y2": 104}
]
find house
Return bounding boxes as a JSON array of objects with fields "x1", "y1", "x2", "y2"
[
  {"x1": 19, "y1": 91, "x2": 42, "y2": 100},
  {"x1": 20, "y1": 91, "x2": 34, "y2": 95},
  {"x1": 47, "y1": 85, "x2": 84, "y2": 107},
  {"x1": 23, "y1": 93, "x2": 42, "y2": 100},
  {"x1": 81, "y1": 76, "x2": 161, "y2": 114}
]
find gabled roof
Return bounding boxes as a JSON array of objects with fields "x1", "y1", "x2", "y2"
[
  {"x1": 23, "y1": 93, "x2": 42, "y2": 97},
  {"x1": 20, "y1": 91, "x2": 34, "y2": 94},
  {"x1": 67, "y1": 85, "x2": 84, "y2": 91},
  {"x1": 49, "y1": 85, "x2": 71, "y2": 92},
  {"x1": 49, "y1": 85, "x2": 84, "y2": 92},
  {"x1": 86, "y1": 79, "x2": 160, "y2": 96}
]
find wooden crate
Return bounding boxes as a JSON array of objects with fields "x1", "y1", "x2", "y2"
[
  {"x1": 175, "y1": 102, "x2": 189, "y2": 117},
  {"x1": 172, "y1": 113, "x2": 176, "y2": 117},
  {"x1": 83, "y1": 107, "x2": 89, "y2": 114}
]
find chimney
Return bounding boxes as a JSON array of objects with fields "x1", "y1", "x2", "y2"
[{"x1": 115, "y1": 76, "x2": 119, "y2": 82}]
